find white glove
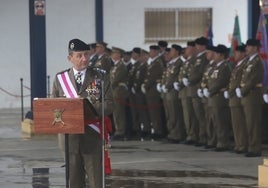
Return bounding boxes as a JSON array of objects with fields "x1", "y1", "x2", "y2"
[
  {"x1": 224, "y1": 91, "x2": 229, "y2": 99},
  {"x1": 235, "y1": 88, "x2": 242, "y2": 98},
  {"x1": 131, "y1": 87, "x2": 136, "y2": 94},
  {"x1": 162, "y1": 85, "x2": 168, "y2": 93},
  {"x1": 173, "y1": 82, "x2": 180, "y2": 91},
  {"x1": 197, "y1": 88, "x2": 204, "y2": 98},
  {"x1": 156, "y1": 83, "x2": 162, "y2": 93},
  {"x1": 182, "y1": 78, "x2": 189, "y2": 87},
  {"x1": 141, "y1": 84, "x2": 146, "y2": 94},
  {"x1": 203, "y1": 88, "x2": 210, "y2": 98},
  {"x1": 263, "y1": 94, "x2": 268, "y2": 103}
]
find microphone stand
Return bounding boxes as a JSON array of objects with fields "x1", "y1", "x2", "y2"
[{"x1": 101, "y1": 74, "x2": 105, "y2": 188}]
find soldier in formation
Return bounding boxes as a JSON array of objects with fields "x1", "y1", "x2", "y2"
[{"x1": 86, "y1": 38, "x2": 264, "y2": 157}]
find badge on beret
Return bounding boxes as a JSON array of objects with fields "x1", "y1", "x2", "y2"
[{"x1": 70, "y1": 42, "x2": 75, "y2": 50}]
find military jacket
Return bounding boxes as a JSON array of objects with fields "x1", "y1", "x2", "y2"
[
  {"x1": 240, "y1": 54, "x2": 264, "y2": 105},
  {"x1": 207, "y1": 60, "x2": 231, "y2": 107},
  {"x1": 200, "y1": 61, "x2": 216, "y2": 89},
  {"x1": 94, "y1": 53, "x2": 112, "y2": 73},
  {"x1": 178, "y1": 56, "x2": 196, "y2": 97},
  {"x1": 128, "y1": 61, "x2": 141, "y2": 90},
  {"x1": 52, "y1": 67, "x2": 113, "y2": 154},
  {"x1": 110, "y1": 60, "x2": 129, "y2": 99},
  {"x1": 228, "y1": 58, "x2": 247, "y2": 106},
  {"x1": 164, "y1": 57, "x2": 184, "y2": 91},
  {"x1": 188, "y1": 52, "x2": 208, "y2": 97},
  {"x1": 133, "y1": 63, "x2": 147, "y2": 92},
  {"x1": 144, "y1": 56, "x2": 164, "y2": 91}
]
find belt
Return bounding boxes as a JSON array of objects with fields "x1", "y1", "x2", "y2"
[
  {"x1": 240, "y1": 83, "x2": 262, "y2": 88},
  {"x1": 118, "y1": 82, "x2": 128, "y2": 89}
]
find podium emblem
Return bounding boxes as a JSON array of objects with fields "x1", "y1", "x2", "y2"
[{"x1": 52, "y1": 109, "x2": 65, "y2": 126}]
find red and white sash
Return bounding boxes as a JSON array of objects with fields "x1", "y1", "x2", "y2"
[
  {"x1": 57, "y1": 71, "x2": 78, "y2": 98},
  {"x1": 57, "y1": 71, "x2": 101, "y2": 133}
]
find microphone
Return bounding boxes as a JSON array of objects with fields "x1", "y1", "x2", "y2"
[{"x1": 92, "y1": 67, "x2": 107, "y2": 74}]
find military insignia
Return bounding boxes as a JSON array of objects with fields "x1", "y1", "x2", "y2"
[
  {"x1": 246, "y1": 64, "x2": 253, "y2": 72},
  {"x1": 86, "y1": 77, "x2": 101, "y2": 102},
  {"x1": 95, "y1": 61, "x2": 101, "y2": 67},
  {"x1": 196, "y1": 59, "x2": 201, "y2": 66},
  {"x1": 136, "y1": 70, "x2": 140, "y2": 79},
  {"x1": 170, "y1": 66, "x2": 175, "y2": 74},
  {"x1": 52, "y1": 109, "x2": 65, "y2": 126},
  {"x1": 212, "y1": 70, "x2": 219, "y2": 79},
  {"x1": 70, "y1": 42, "x2": 74, "y2": 50}
]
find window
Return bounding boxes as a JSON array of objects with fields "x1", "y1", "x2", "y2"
[{"x1": 145, "y1": 8, "x2": 212, "y2": 43}]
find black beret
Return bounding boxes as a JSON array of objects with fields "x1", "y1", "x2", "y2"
[
  {"x1": 106, "y1": 47, "x2": 111, "y2": 53},
  {"x1": 165, "y1": 48, "x2": 171, "y2": 52},
  {"x1": 207, "y1": 45, "x2": 216, "y2": 51},
  {"x1": 158, "y1": 40, "x2": 168, "y2": 47},
  {"x1": 96, "y1": 41, "x2": 108, "y2": 47},
  {"x1": 235, "y1": 44, "x2": 246, "y2": 52},
  {"x1": 88, "y1": 43, "x2": 96, "y2": 49},
  {"x1": 214, "y1": 44, "x2": 229, "y2": 54},
  {"x1": 195, "y1": 37, "x2": 208, "y2": 46},
  {"x1": 68, "y1": 39, "x2": 89, "y2": 51},
  {"x1": 141, "y1": 49, "x2": 149, "y2": 55},
  {"x1": 124, "y1": 51, "x2": 132, "y2": 55},
  {"x1": 171, "y1": 44, "x2": 182, "y2": 52},
  {"x1": 187, "y1": 41, "x2": 195, "y2": 47},
  {"x1": 246, "y1": 39, "x2": 261, "y2": 46},
  {"x1": 149, "y1": 45, "x2": 160, "y2": 50},
  {"x1": 132, "y1": 47, "x2": 141, "y2": 54}
]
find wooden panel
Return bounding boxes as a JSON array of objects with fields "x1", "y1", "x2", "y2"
[{"x1": 33, "y1": 98, "x2": 86, "y2": 134}]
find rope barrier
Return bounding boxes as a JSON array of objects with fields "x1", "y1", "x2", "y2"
[
  {"x1": 0, "y1": 87, "x2": 30, "y2": 98},
  {"x1": 23, "y1": 85, "x2": 31, "y2": 90}
]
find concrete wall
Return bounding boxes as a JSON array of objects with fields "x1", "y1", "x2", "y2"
[{"x1": 0, "y1": 0, "x2": 248, "y2": 108}]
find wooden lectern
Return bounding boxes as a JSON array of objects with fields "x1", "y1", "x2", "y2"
[
  {"x1": 33, "y1": 98, "x2": 98, "y2": 134},
  {"x1": 33, "y1": 97, "x2": 99, "y2": 188}
]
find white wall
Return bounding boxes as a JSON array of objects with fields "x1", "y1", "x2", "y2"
[
  {"x1": 0, "y1": 0, "x2": 248, "y2": 109},
  {"x1": 103, "y1": 0, "x2": 248, "y2": 50},
  {"x1": 0, "y1": 0, "x2": 30, "y2": 108}
]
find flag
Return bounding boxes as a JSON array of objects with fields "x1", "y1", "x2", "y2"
[
  {"x1": 205, "y1": 24, "x2": 213, "y2": 46},
  {"x1": 256, "y1": 12, "x2": 268, "y2": 86},
  {"x1": 229, "y1": 15, "x2": 242, "y2": 63}
]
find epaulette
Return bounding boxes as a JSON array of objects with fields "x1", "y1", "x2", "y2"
[
  {"x1": 56, "y1": 68, "x2": 70, "y2": 75},
  {"x1": 254, "y1": 55, "x2": 262, "y2": 62}
]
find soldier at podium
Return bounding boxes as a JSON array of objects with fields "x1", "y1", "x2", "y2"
[{"x1": 52, "y1": 38, "x2": 113, "y2": 188}]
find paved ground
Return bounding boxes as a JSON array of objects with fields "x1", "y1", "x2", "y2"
[{"x1": 0, "y1": 108, "x2": 267, "y2": 188}]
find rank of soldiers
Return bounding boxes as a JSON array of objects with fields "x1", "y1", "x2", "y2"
[{"x1": 88, "y1": 38, "x2": 266, "y2": 158}]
